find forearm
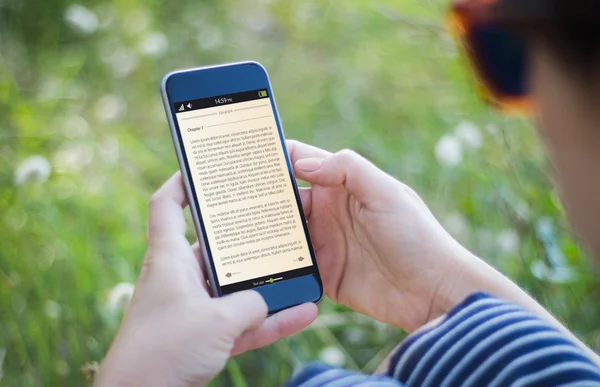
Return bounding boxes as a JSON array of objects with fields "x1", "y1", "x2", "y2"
[
  {"x1": 94, "y1": 351, "x2": 170, "y2": 387},
  {"x1": 94, "y1": 354, "x2": 201, "y2": 387},
  {"x1": 443, "y1": 252, "x2": 600, "y2": 364},
  {"x1": 93, "y1": 328, "x2": 200, "y2": 387}
]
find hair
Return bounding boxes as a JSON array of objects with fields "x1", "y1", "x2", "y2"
[{"x1": 506, "y1": 0, "x2": 600, "y2": 75}]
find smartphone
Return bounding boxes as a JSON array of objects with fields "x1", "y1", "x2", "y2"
[{"x1": 161, "y1": 62, "x2": 323, "y2": 314}]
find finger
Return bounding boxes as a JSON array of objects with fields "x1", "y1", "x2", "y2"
[
  {"x1": 231, "y1": 303, "x2": 318, "y2": 356},
  {"x1": 218, "y1": 290, "x2": 268, "y2": 334},
  {"x1": 298, "y1": 187, "x2": 313, "y2": 219},
  {"x1": 148, "y1": 172, "x2": 188, "y2": 245},
  {"x1": 286, "y1": 140, "x2": 331, "y2": 164},
  {"x1": 294, "y1": 150, "x2": 399, "y2": 208},
  {"x1": 143, "y1": 172, "x2": 206, "y2": 295}
]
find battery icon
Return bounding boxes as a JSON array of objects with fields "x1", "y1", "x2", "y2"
[{"x1": 258, "y1": 90, "x2": 268, "y2": 98}]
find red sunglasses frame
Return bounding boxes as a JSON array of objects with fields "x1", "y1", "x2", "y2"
[{"x1": 449, "y1": 0, "x2": 535, "y2": 114}]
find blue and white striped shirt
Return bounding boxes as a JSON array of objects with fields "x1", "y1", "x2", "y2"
[{"x1": 287, "y1": 293, "x2": 600, "y2": 387}]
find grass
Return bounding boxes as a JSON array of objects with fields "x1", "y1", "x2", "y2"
[{"x1": 2, "y1": 0, "x2": 600, "y2": 385}]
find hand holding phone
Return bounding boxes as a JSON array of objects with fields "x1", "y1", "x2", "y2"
[
  {"x1": 95, "y1": 172, "x2": 318, "y2": 387},
  {"x1": 161, "y1": 62, "x2": 322, "y2": 314}
]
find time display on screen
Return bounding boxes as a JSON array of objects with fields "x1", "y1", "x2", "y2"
[{"x1": 214, "y1": 97, "x2": 233, "y2": 104}]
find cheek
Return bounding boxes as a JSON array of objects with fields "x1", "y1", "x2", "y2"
[
  {"x1": 527, "y1": 44, "x2": 600, "y2": 257},
  {"x1": 528, "y1": 43, "x2": 577, "y2": 144}
]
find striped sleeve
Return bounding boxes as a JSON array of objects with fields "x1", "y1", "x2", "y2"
[
  {"x1": 286, "y1": 362, "x2": 403, "y2": 387},
  {"x1": 387, "y1": 292, "x2": 600, "y2": 387},
  {"x1": 286, "y1": 293, "x2": 600, "y2": 387}
]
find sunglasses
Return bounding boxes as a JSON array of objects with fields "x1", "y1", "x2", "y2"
[{"x1": 449, "y1": 0, "x2": 549, "y2": 114}]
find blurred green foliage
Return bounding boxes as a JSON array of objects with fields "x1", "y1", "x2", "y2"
[{"x1": 2, "y1": 0, "x2": 600, "y2": 386}]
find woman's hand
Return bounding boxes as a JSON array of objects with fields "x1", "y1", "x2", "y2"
[
  {"x1": 287, "y1": 140, "x2": 476, "y2": 333},
  {"x1": 287, "y1": 140, "x2": 600, "y2": 364},
  {"x1": 94, "y1": 173, "x2": 318, "y2": 387}
]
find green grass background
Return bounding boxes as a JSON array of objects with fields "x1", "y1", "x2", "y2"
[{"x1": 2, "y1": 0, "x2": 600, "y2": 385}]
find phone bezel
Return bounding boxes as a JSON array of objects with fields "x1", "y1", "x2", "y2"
[{"x1": 160, "y1": 61, "x2": 323, "y2": 313}]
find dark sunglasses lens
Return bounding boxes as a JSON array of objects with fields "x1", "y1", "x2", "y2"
[{"x1": 468, "y1": 25, "x2": 528, "y2": 98}]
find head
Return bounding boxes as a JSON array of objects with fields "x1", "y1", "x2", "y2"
[{"x1": 451, "y1": 0, "x2": 600, "y2": 256}]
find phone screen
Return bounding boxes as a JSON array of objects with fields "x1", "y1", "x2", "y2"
[{"x1": 173, "y1": 89, "x2": 316, "y2": 294}]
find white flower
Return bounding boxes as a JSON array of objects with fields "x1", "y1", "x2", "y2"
[
  {"x1": 496, "y1": 229, "x2": 520, "y2": 254},
  {"x1": 236, "y1": 7, "x2": 274, "y2": 33},
  {"x1": 53, "y1": 142, "x2": 94, "y2": 173},
  {"x1": 536, "y1": 217, "x2": 553, "y2": 237},
  {"x1": 64, "y1": 5, "x2": 99, "y2": 35},
  {"x1": 531, "y1": 261, "x2": 575, "y2": 283},
  {"x1": 197, "y1": 28, "x2": 223, "y2": 51},
  {"x1": 45, "y1": 300, "x2": 62, "y2": 320},
  {"x1": 95, "y1": 94, "x2": 125, "y2": 122},
  {"x1": 534, "y1": 217, "x2": 573, "y2": 282},
  {"x1": 139, "y1": 32, "x2": 168, "y2": 57},
  {"x1": 343, "y1": 327, "x2": 367, "y2": 344},
  {"x1": 319, "y1": 346, "x2": 345, "y2": 366},
  {"x1": 443, "y1": 212, "x2": 468, "y2": 240},
  {"x1": 246, "y1": 11, "x2": 273, "y2": 32},
  {"x1": 14, "y1": 156, "x2": 51, "y2": 185},
  {"x1": 435, "y1": 135, "x2": 463, "y2": 166},
  {"x1": 455, "y1": 121, "x2": 483, "y2": 150},
  {"x1": 111, "y1": 48, "x2": 138, "y2": 76},
  {"x1": 107, "y1": 282, "x2": 135, "y2": 312},
  {"x1": 100, "y1": 45, "x2": 139, "y2": 77}
]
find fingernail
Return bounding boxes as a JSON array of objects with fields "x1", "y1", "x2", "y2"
[{"x1": 296, "y1": 158, "x2": 323, "y2": 172}]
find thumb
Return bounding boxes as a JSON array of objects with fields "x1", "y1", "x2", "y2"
[
  {"x1": 294, "y1": 149, "x2": 399, "y2": 206},
  {"x1": 217, "y1": 291, "x2": 268, "y2": 334}
]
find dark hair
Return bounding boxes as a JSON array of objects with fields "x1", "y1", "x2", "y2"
[
  {"x1": 502, "y1": 0, "x2": 600, "y2": 74},
  {"x1": 543, "y1": 0, "x2": 600, "y2": 69}
]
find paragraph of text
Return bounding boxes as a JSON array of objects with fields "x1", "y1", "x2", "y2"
[{"x1": 190, "y1": 126, "x2": 289, "y2": 209}]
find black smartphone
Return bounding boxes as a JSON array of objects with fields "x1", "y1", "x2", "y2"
[{"x1": 161, "y1": 62, "x2": 323, "y2": 314}]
